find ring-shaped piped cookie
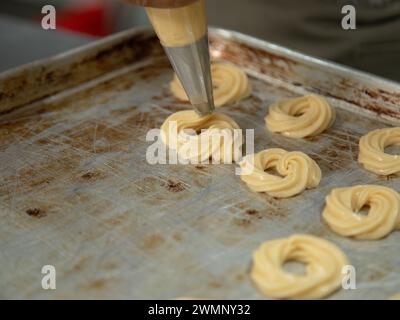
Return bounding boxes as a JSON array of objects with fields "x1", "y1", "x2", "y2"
[
  {"x1": 239, "y1": 148, "x2": 321, "y2": 198},
  {"x1": 322, "y1": 185, "x2": 400, "y2": 240},
  {"x1": 265, "y1": 94, "x2": 335, "y2": 138},
  {"x1": 251, "y1": 234, "x2": 348, "y2": 299},
  {"x1": 160, "y1": 110, "x2": 242, "y2": 163},
  {"x1": 170, "y1": 62, "x2": 251, "y2": 107},
  {"x1": 358, "y1": 127, "x2": 400, "y2": 175}
]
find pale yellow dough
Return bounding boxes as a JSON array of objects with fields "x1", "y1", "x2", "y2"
[
  {"x1": 251, "y1": 234, "x2": 348, "y2": 299},
  {"x1": 170, "y1": 62, "x2": 251, "y2": 107},
  {"x1": 322, "y1": 185, "x2": 400, "y2": 240},
  {"x1": 265, "y1": 94, "x2": 335, "y2": 138},
  {"x1": 160, "y1": 110, "x2": 242, "y2": 163},
  {"x1": 358, "y1": 127, "x2": 400, "y2": 175},
  {"x1": 146, "y1": 0, "x2": 206, "y2": 47},
  {"x1": 239, "y1": 148, "x2": 321, "y2": 198},
  {"x1": 389, "y1": 293, "x2": 400, "y2": 300}
]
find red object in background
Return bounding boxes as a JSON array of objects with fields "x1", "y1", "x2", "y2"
[{"x1": 57, "y1": 2, "x2": 112, "y2": 37}]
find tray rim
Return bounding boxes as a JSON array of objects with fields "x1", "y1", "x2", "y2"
[
  {"x1": 209, "y1": 28, "x2": 400, "y2": 90},
  {"x1": 1, "y1": 26, "x2": 400, "y2": 90},
  {"x1": 0, "y1": 26, "x2": 153, "y2": 80}
]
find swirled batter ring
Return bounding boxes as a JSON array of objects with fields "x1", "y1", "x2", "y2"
[
  {"x1": 170, "y1": 62, "x2": 251, "y2": 107},
  {"x1": 239, "y1": 148, "x2": 321, "y2": 198},
  {"x1": 265, "y1": 94, "x2": 335, "y2": 138},
  {"x1": 358, "y1": 127, "x2": 400, "y2": 175},
  {"x1": 160, "y1": 110, "x2": 242, "y2": 163},
  {"x1": 251, "y1": 234, "x2": 348, "y2": 299},
  {"x1": 322, "y1": 185, "x2": 400, "y2": 240}
]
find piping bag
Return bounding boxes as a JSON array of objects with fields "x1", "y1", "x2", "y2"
[{"x1": 125, "y1": 0, "x2": 215, "y2": 116}]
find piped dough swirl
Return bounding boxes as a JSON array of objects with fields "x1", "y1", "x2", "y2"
[
  {"x1": 239, "y1": 148, "x2": 321, "y2": 198},
  {"x1": 322, "y1": 185, "x2": 400, "y2": 240},
  {"x1": 170, "y1": 62, "x2": 251, "y2": 107},
  {"x1": 265, "y1": 94, "x2": 335, "y2": 138},
  {"x1": 251, "y1": 234, "x2": 348, "y2": 299},
  {"x1": 160, "y1": 110, "x2": 242, "y2": 163},
  {"x1": 358, "y1": 127, "x2": 400, "y2": 175}
]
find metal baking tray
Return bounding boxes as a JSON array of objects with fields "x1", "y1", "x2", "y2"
[{"x1": 1, "y1": 27, "x2": 399, "y2": 299}]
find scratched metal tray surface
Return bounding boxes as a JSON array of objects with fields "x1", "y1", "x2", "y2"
[{"x1": 1, "y1": 27, "x2": 400, "y2": 299}]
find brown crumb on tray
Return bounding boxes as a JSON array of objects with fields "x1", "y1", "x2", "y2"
[{"x1": 26, "y1": 208, "x2": 46, "y2": 218}]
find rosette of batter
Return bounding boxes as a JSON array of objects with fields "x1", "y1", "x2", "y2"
[
  {"x1": 322, "y1": 185, "x2": 400, "y2": 240},
  {"x1": 160, "y1": 110, "x2": 242, "y2": 163},
  {"x1": 265, "y1": 94, "x2": 335, "y2": 138},
  {"x1": 170, "y1": 62, "x2": 251, "y2": 107},
  {"x1": 358, "y1": 127, "x2": 400, "y2": 175},
  {"x1": 239, "y1": 148, "x2": 321, "y2": 198},
  {"x1": 251, "y1": 234, "x2": 348, "y2": 299}
]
